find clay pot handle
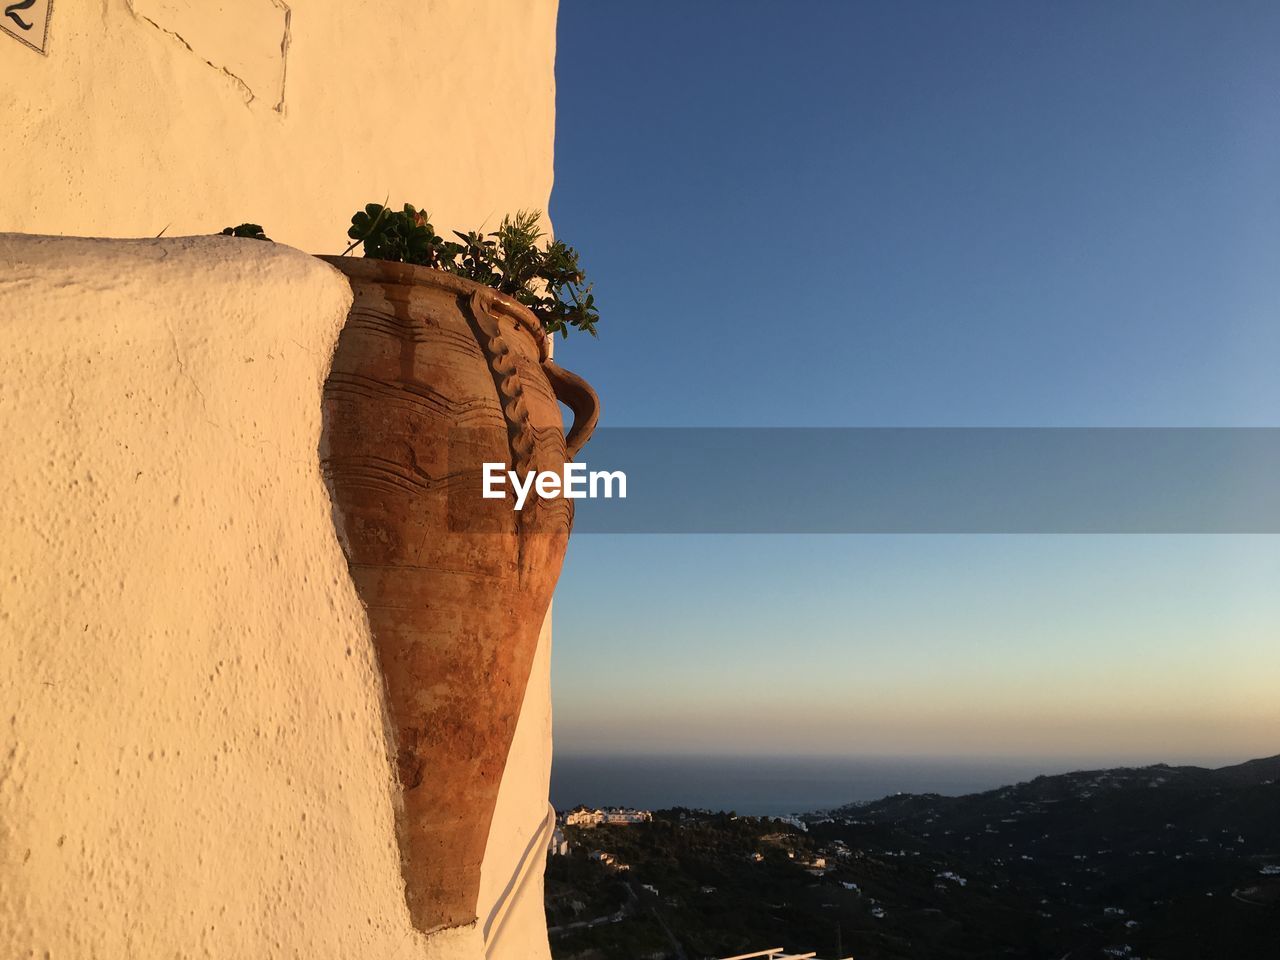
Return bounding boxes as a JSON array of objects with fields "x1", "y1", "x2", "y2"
[{"x1": 543, "y1": 360, "x2": 600, "y2": 459}]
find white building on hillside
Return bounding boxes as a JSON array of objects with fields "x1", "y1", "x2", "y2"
[{"x1": 563, "y1": 806, "x2": 652, "y2": 827}]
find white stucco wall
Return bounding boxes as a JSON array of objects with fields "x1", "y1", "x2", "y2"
[
  {"x1": 480, "y1": 609, "x2": 556, "y2": 960},
  {"x1": 0, "y1": 0, "x2": 557, "y2": 253},
  {"x1": 0, "y1": 234, "x2": 480, "y2": 959},
  {"x1": 1, "y1": 3, "x2": 561, "y2": 958}
]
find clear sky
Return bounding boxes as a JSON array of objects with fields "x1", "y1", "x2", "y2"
[{"x1": 546, "y1": 1, "x2": 1280, "y2": 764}]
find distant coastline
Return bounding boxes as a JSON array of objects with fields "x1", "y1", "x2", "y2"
[{"x1": 550, "y1": 752, "x2": 1245, "y2": 816}]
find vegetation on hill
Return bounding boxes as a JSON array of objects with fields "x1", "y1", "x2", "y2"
[{"x1": 546, "y1": 756, "x2": 1280, "y2": 960}]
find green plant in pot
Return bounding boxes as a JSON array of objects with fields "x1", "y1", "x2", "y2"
[
  {"x1": 224, "y1": 203, "x2": 599, "y2": 933},
  {"x1": 343, "y1": 203, "x2": 598, "y2": 339},
  {"x1": 223, "y1": 204, "x2": 598, "y2": 338}
]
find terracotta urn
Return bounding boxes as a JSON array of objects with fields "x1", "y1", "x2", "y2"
[{"x1": 316, "y1": 256, "x2": 598, "y2": 933}]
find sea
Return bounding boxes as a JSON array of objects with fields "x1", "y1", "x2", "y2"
[{"x1": 549, "y1": 753, "x2": 1126, "y2": 816}]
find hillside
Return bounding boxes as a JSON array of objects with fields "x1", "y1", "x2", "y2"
[{"x1": 545, "y1": 756, "x2": 1280, "y2": 960}]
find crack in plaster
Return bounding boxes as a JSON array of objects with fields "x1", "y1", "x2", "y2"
[
  {"x1": 128, "y1": 5, "x2": 255, "y2": 106},
  {"x1": 273, "y1": 0, "x2": 290, "y2": 115},
  {"x1": 125, "y1": 0, "x2": 290, "y2": 114},
  {"x1": 163, "y1": 318, "x2": 214, "y2": 424}
]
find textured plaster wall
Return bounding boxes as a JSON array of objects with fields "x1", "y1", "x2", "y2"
[
  {"x1": 0, "y1": 235, "x2": 478, "y2": 959},
  {"x1": 481, "y1": 609, "x2": 555, "y2": 958},
  {"x1": 0, "y1": 0, "x2": 558, "y2": 254},
  {"x1": 1, "y1": 2, "x2": 561, "y2": 958}
]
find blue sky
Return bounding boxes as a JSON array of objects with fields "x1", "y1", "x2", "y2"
[{"x1": 546, "y1": 1, "x2": 1280, "y2": 763}]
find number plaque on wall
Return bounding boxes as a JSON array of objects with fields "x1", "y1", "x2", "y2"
[{"x1": 3, "y1": 0, "x2": 52, "y2": 54}]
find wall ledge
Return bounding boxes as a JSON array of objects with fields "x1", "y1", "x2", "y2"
[{"x1": 0, "y1": 232, "x2": 489, "y2": 959}]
